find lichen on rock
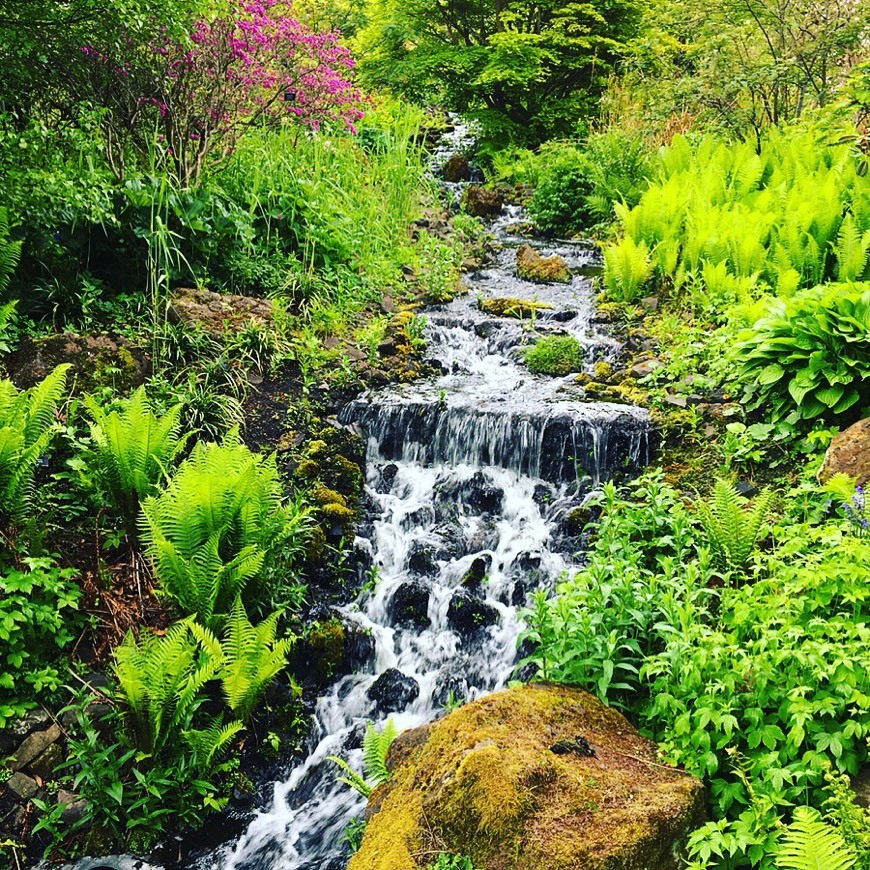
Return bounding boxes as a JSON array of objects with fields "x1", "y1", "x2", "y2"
[{"x1": 349, "y1": 683, "x2": 706, "y2": 870}]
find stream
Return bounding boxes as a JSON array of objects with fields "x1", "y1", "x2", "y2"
[{"x1": 58, "y1": 130, "x2": 651, "y2": 870}]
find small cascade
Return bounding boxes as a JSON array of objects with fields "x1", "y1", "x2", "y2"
[
  {"x1": 60, "y1": 122, "x2": 651, "y2": 870},
  {"x1": 208, "y1": 142, "x2": 651, "y2": 869}
]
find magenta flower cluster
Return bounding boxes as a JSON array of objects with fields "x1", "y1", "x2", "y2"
[{"x1": 80, "y1": 0, "x2": 365, "y2": 183}]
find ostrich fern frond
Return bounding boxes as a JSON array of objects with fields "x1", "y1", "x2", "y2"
[
  {"x1": 0, "y1": 208, "x2": 22, "y2": 296},
  {"x1": 776, "y1": 807, "x2": 857, "y2": 870},
  {"x1": 328, "y1": 718, "x2": 400, "y2": 797},
  {"x1": 85, "y1": 386, "x2": 189, "y2": 539},
  {"x1": 696, "y1": 478, "x2": 774, "y2": 578}
]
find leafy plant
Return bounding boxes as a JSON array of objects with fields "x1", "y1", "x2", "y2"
[
  {"x1": 736, "y1": 284, "x2": 870, "y2": 424},
  {"x1": 328, "y1": 718, "x2": 399, "y2": 798},
  {"x1": 0, "y1": 365, "x2": 70, "y2": 528},
  {"x1": 0, "y1": 558, "x2": 81, "y2": 727},
  {"x1": 84, "y1": 386, "x2": 189, "y2": 539},
  {"x1": 522, "y1": 335, "x2": 584, "y2": 376},
  {"x1": 140, "y1": 431, "x2": 296, "y2": 624},
  {"x1": 603, "y1": 236, "x2": 652, "y2": 303},
  {"x1": 776, "y1": 808, "x2": 857, "y2": 870},
  {"x1": 428, "y1": 854, "x2": 479, "y2": 870},
  {"x1": 190, "y1": 597, "x2": 294, "y2": 721},
  {"x1": 695, "y1": 478, "x2": 775, "y2": 577},
  {"x1": 0, "y1": 207, "x2": 22, "y2": 295}
]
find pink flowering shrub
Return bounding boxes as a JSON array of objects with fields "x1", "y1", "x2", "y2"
[{"x1": 80, "y1": 0, "x2": 365, "y2": 184}]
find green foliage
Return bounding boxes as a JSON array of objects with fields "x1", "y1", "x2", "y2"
[
  {"x1": 776, "y1": 808, "x2": 857, "y2": 870},
  {"x1": 603, "y1": 235, "x2": 652, "y2": 302},
  {"x1": 428, "y1": 854, "x2": 479, "y2": 870},
  {"x1": 736, "y1": 284, "x2": 870, "y2": 424},
  {"x1": 140, "y1": 431, "x2": 309, "y2": 624},
  {"x1": 328, "y1": 718, "x2": 399, "y2": 798},
  {"x1": 112, "y1": 621, "x2": 228, "y2": 757},
  {"x1": 190, "y1": 597, "x2": 294, "y2": 722},
  {"x1": 527, "y1": 471, "x2": 870, "y2": 869},
  {"x1": 357, "y1": 0, "x2": 641, "y2": 144},
  {"x1": 0, "y1": 207, "x2": 22, "y2": 295},
  {"x1": 84, "y1": 387, "x2": 189, "y2": 539},
  {"x1": 522, "y1": 335, "x2": 584, "y2": 376},
  {"x1": 695, "y1": 478, "x2": 774, "y2": 577},
  {"x1": 0, "y1": 364, "x2": 70, "y2": 528},
  {"x1": 0, "y1": 558, "x2": 81, "y2": 727},
  {"x1": 527, "y1": 133, "x2": 653, "y2": 234}
]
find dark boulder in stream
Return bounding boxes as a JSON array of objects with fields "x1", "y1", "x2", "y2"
[
  {"x1": 351, "y1": 684, "x2": 706, "y2": 870},
  {"x1": 389, "y1": 582, "x2": 431, "y2": 628},
  {"x1": 368, "y1": 668, "x2": 420, "y2": 713},
  {"x1": 447, "y1": 591, "x2": 500, "y2": 638}
]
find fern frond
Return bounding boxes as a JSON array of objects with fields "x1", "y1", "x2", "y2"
[{"x1": 776, "y1": 807, "x2": 857, "y2": 870}]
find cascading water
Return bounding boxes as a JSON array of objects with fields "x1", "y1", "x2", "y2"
[
  {"x1": 52, "y1": 125, "x2": 650, "y2": 870},
  {"x1": 209, "y1": 167, "x2": 651, "y2": 869}
]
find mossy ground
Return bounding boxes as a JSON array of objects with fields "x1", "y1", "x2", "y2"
[{"x1": 350, "y1": 684, "x2": 705, "y2": 870}]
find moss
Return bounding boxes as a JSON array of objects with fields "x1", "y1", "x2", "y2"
[
  {"x1": 479, "y1": 297, "x2": 553, "y2": 319},
  {"x1": 309, "y1": 484, "x2": 348, "y2": 508},
  {"x1": 594, "y1": 361, "x2": 614, "y2": 381},
  {"x1": 294, "y1": 458, "x2": 320, "y2": 480},
  {"x1": 297, "y1": 618, "x2": 346, "y2": 684},
  {"x1": 349, "y1": 684, "x2": 706, "y2": 870},
  {"x1": 523, "y1": 335, "x2": 584, "y2": 376},
  {"x1": 320, "y1": 502, "x2": 356, "y2": 524},
  {"x1": 90, "y1": 345, "x2": 140, "y2": 392},
  {"x1": 517, "y1": 244, "x2": 571, "y2": 284},
  {"x1": 306, "y1": 524, "x2": 327, "y2": 562}
]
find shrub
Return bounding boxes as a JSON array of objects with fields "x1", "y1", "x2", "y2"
[
  {"x1": 528, "y1": 145, "x2": 594, "y2": 235},
  {"x1": 0, "y1": 558, "x2": 81, "y2": 727},
  {"x1": 84, "y1": 387, "x2": 190, "y2": 540},
  {"x1": 735, "y1": 284, "x2": 870, "y2": 423},
  {"x1": 522, "y1": 335, "x2": 584, "y2": 376}
]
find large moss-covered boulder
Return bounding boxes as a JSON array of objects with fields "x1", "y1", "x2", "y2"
[
  {"x1": 169, "y1": 286, "x2": 272, "y2": 334},
  {"x1": 462, "y1": 186, "x2": 504, "y2": 218},
  {"x1": 517, "y1": 243, "x2": 571, "y2": 284},
  {"x1": 350, "y1": 684, "x2": 706, "y2": 870},
  {"x1": 819, "y1": 418, "x2": 870, "y2": 487}
]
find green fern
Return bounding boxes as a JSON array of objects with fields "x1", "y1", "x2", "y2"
[
  {"x1": 85, "y1": 386, "x2": 190, "y2": 539},
  {"x1": 603, "y1": 236, "x2": 652, "y2": 303},
  {"x1": 140, "y1": 430, "x2": 287, "y2": 624},
  {"x1": 0, "y1": 365, "x2": 70, "y2": 526},
  {"x1": 696, "y1": 478, "x2": 774, "y2": 577},
  {"x1": 834, "y1": 214, "x2": 870, "y2": 282},
  {"x1": 328, "y1": 718, "x2": 399, "y2": 797},
  {"x1": 190, "y1": 597, "x2": 294, "y2": 721},
  {"x1": 776, "y1": 807, "x2": 856, "y2": 870},
  {"x1": 113, "y1": 621, "x2": 222, "y2": 756},
  {"x1": 0, "y1": 208, "x2": 22, "y2": 296}
]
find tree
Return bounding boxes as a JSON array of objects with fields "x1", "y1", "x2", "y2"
[{"x1": 356, "y1": 0, "x2": 640, "y2": 143}]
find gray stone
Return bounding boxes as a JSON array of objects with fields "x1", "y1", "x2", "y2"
[
  {"x1": 57, "y1": 789, "x2": 90, "y2": 825},
  {"x1": 664, "y1": 394, "x2": 688, "y2": 408},
  {"x1": 630, "y1": 359, "x2": 661, "y2": 378},
  {"x1": 28, "y1": 741, "x2": 64, "y2": 781},
  {"x1": 10, "y1": 723, "x2": 61, "y2": 771},
  {"x1": 6, "y1": 771, "x2": 39, "y2": 801}
]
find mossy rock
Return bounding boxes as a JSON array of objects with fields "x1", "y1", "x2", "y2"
[
  {"x1": 517, "y1": 244, "x2": 571, "y2": 284},
  {"x1": 479, "y1": 297, "x2": 553, "y2": 319},
  {"x1": 293, "y1": 618, "x2": 347, "y2": 686},
  {"x1": 350, "y1": 684, "x2": 706, "y2": 870}
]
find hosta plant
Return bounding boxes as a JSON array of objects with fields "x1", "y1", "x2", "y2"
[{"x1": 736, "y1": 283, "x2": 870, "y2": 423}]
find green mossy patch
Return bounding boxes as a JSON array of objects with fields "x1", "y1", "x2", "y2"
[
  {"x1": 479, "y1": 297, "x2": 553, "y2": 319},
  {"x1": 516, "y1": 243, "x2": 571, "y2": 284},
  {"x1": 349, "y1": 684, "x2": 706, "y2": 870}
]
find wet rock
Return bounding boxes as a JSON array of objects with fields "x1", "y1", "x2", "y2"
[
  {"x1": 389, "y1": 582, "x2": 431, "y2": 629},
  {"x1": 478, "y1": 296, "x2": 553, "y2": 319},
  {"x1": 641, "y1": 295, "x2": 660, "y2": 311},
  {"x1": 350, "y1": 684, "x2": 706, "y2": 870},
  {"x1": 736, "y1": 480, "x2": 758, "y2": 498},
  {"x1": 443, "y1": 154, "x2": 472, "y2": 183},
  {"x1": 447, "y1": 592, "x2": 499, "y2": 638},
  {"x1": 57, "y1": 789, "x2": 89, "y2": 825},
  {"x1": 5, "y1": 772, "x2": 39, "y2": 802},
  {"x1": 345, "y1": 625, "x2": 376, "y2": 672},
  {"x1": 406, "y1": 542, "x2": 440, "y2": 577},
  {"x1": 169, "y1": 287, "x2": 272, "y2": 335},
  {"x1": 8, "y1": 334, "x2": 149, "y2": 392},
  {"x1": 294, "y1": 618, "x2": 347, "y2": 688},
  {"x1": 28, "y1": 742, "x2": 64, "y2": 781},
  {"x1": 550, "y1": 310, "x2": 578, "y2": 322},
  {"x1": 516, "y1": 244, "x2": 571, "y2": 284},
  {"x1": 460, "y1": 555, "x2": 491, "y2": 591},
  {"x1": 376, "y1": 463, "x2": 399, "y2": 493},
  {"x1": 433, "y1": 675, "x2": 470, "y2": 710},
  {"x1": 532, "y1": 484, "x2": 554, "y2": 507},
  {"x1": 368, "y1": 669, "x2": 420, "y2": 714},
  {"x1": 11, "y1": 723, "x2": 61, "y2": 771},
  {"x1": 461, "y1": 472, "x2": 504, "y2": 515},
  {"x1": 462, "y1": 186, "x2": 503, "y2": 218},
  {"x1": 819, "y1": 418, "x2": 870, "y2": 487},
  {"x1": 664, "y1": 394, "x2": 687, "y2": 408}
]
